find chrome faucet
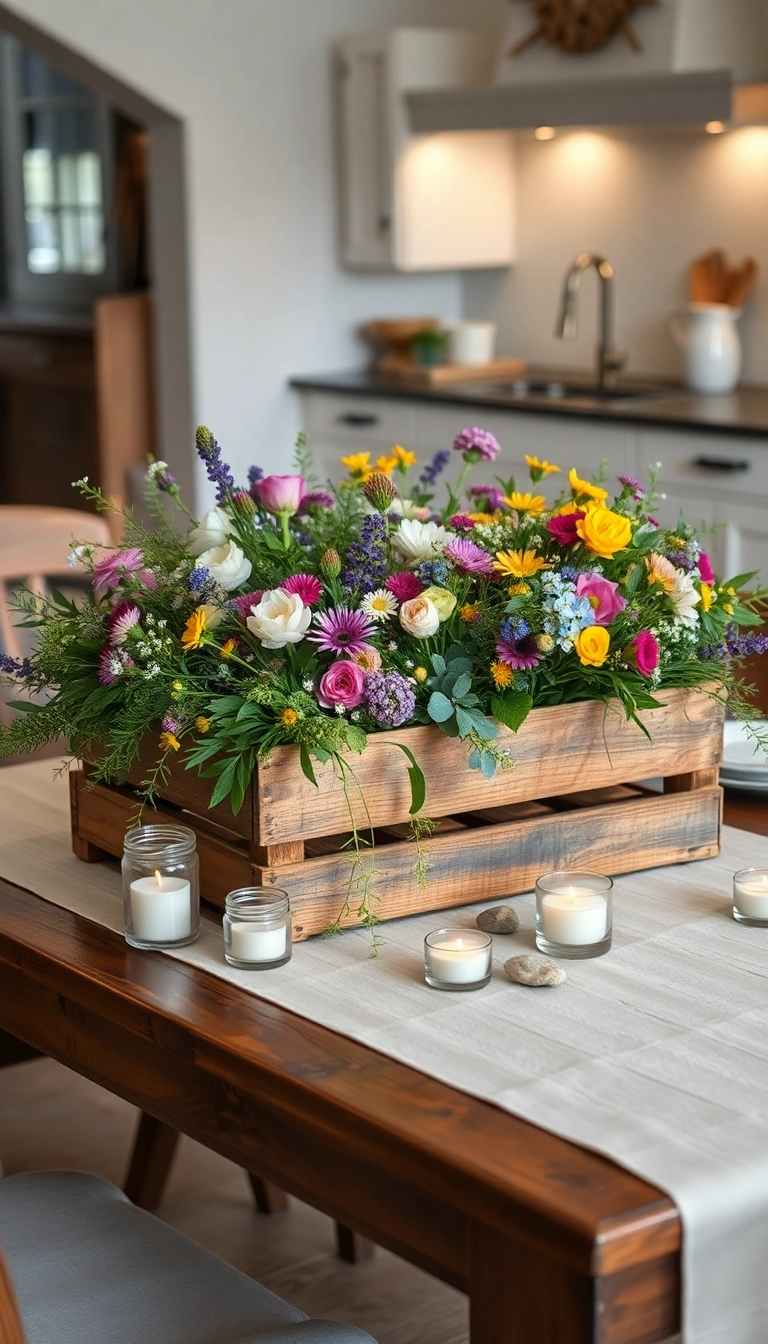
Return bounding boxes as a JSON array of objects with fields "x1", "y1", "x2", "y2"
[{"x1": 555, "y1": 252, "x2": 625, "y2": 392}]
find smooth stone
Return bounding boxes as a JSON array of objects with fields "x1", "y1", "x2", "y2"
[
  {"x1": 476, "y1": 905, "x2": 520, "y2": 934},
  {"x1": 504, "y1": 954, "x2": 566, "y2": 987}
]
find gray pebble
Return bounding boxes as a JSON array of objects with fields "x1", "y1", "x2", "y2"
[
  {"x1": 476, "y1": 905, "x2": 520, "y2": 934},
  {"x1": 504, "y1": 954, "x2": 566, "y2": 987}
]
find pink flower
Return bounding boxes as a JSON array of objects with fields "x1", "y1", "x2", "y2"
[
  {"x1": 449, "y1": 513, "x2": 475, "y2": 530},
  {"x1": 698, "y1": 551, "x2": 715, "y2": 585},
  {"x1": 280, "y1": 573, "x2": 322, "y2": 605},
  {"x1": 108, "y1": 602, "x2": 141, "y2": 646},
  {"x1": 547, "y1": 511, "x2": 585, "y2": 547},
  {"x1": 308, "y1": 606, "x2": 377, "y2": 655},
  {"x1": 316, "y1": 660, "x2": 366, "y2": 710},
  {"x1": 297, "y1": 490, "x2": 335, "y2": 515},
  {"x1": 495, "y1": 634, "x2": 539, "y2": 670},
  {"x1": 575, "y1": 573, "x2": 626, "y2": 625},
  {"x1": 97, "y1": 645, "x2": 132, "y2": 685},
  {"x1": 453, "y1": 426, "x2": 501, "y2": 462},
  {"x1": 627, "y1": 630, "x2": 659, "y2": 677},
  {"x1": 386, "y1": 572, "x2": 423, "y2": 603},
  {"x1": 231, "y1": 590, "x2": 264, "y2": 621},
  {"x1": 444, "y1": 537, "x2": 495, "y2": 576},
  {"x1": 93, "y1": 549, "x2": 157, "y2": 600},
  {"x1": 254, "y1": 474, "x2": 306, "y2": 515}
]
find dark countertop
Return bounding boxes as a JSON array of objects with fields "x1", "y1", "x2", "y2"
[
  {"x1": 290, "y1": 370, "x2": 768, "y2": 440},
  {"x1": 0, "y1": 305, "x2": 93, "y2": 337}
]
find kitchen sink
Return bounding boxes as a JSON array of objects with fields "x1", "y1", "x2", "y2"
[{"x1": 486, "y1": 378, "x2": 675, "y2": 404}]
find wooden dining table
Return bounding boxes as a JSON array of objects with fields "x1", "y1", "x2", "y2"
[{"x1": 0, "y1": 790, "x2": 761, "y2": 1344}]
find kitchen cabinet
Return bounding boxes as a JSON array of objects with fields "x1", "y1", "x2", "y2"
[{"x1": 336, "y1": 30, "x2": 515, "y2": 272}]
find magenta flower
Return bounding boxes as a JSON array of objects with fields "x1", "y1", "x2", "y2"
[
  {"x1": 453, "y1": 426, "x2": 501, "y2": 463},
  {"x1": 575, "y1": 573, "x2": 626, "y2": 625},
  {"x1": 93, "y1": 548, "x2": 157, "y2": 600},
  {"x1": 108, "y1": 602, "x2": 141, "y2": 645},
  {"x1": 444, "y1": 537, "x2": 495, "y2": 576},
  {"x1": 315, "y1": 660, "x2": 366, "y2": 710},
  {"x1": 646, "y1": 515, "x2": 660, "y2": 528},
  {"x1": 231, "y1": 590, "x2": 264, "y2": 621},
  {"x1": 547, "y1": 511, "x2": 586, "y2": 547},
  {"x1": 626, "y1": 630, "x2": 659, "y2": 677},
  {"x1": 280, "y1": 573, "x2": 322, "y2": 606},
  {"x1": 297, "y1": 490, "x2": 335, "y2": 515},
  {"x1": 468, "y1": 483, "x2": 506, "y2": 511},
  {"x1": 449, "y1": 513, "x2": 475, "y2": 530},
  {"x1": 97, "y1": 645, "x2": 132, "y2": 685},
  {"x1": 495, "y1": 634, "x2": 539, "y2": 670},
  {"x1": 308, "y1": 606, "x2": 377, "y2": 656},
  {"x1": 254, "y1": 474, "x2": 307, "y2": 516},
  {"x1": 698, "y1": 551, "x2": 716, "y2": 585},
  {"x1": 386, "y1": 572, "x2": 423, "y2": 603}
]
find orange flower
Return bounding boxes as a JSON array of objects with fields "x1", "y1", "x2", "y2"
[
  {"x1": 460, "y1": 602, "x2": 480, "y2": 622},
  {"x1": 219, "y1": 638, "x2": 236, "y2": 659},
  {"x1": 181, "y1": 608, "x2": 207, "y2": 650},
  {"x1": 490, "y1": 660, "x2": 513, "y2": 688},
  {"x1": 159, "y1": 731, "x2": 181, "y2": 752},
  {"x1": 645, "y1": 553, "x2": 677, "y2": 592},
  {"x1": 281, "y1": 708, "x2": 299, "y2": 727},
  {"x1": 195, "y1": 717, "x2": 210, "y2": 733}
]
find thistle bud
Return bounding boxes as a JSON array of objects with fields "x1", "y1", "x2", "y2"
[
  {"x1": 231, "y1": 489, "x2": 256, "y2": 516},
  {"x1": 320, "y1": 547, "x2": 341, "y2": 579},
  {"x1": 362, "y1": 472, "x2": 397, "y2": 513}
]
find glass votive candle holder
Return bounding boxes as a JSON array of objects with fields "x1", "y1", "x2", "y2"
[
  {"x1": 424, "y1": 928, "x2": 492, "y2": 991},
  {"x1": 535, "y1": 870, "x2": 613, "y2": 959},
  {"x1": 732, "y1": 868, "x2": 768, "y2": 926},
  {"x1": 223, "y1": 889, "x2": 292, "y2": 969},
  {"x1": 122, "y1": 824, "x2": 200, "y2": 950}
]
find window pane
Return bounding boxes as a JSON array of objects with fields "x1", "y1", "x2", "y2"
[
  {"x1": 20, "y1": 88, "x2": 106, "y2": 277},
  {"x1": 20, "y1": 48, "x2": 48, "y2": 99},
  {"x1": 25, "y1": 207, "x2": 60, "y2": 273},
  {"x1": 22, "y1": 146, "x2": 55, "y2": 207},
  {"x1": 77, "y1": 152, "x2": 102, "y2": 207},
  {"x1": 50, "y1": 67, "x2": 88, "y2": 99},
  {"x1": 76, "y1": 210, "x2": 105, "y2": 274}
]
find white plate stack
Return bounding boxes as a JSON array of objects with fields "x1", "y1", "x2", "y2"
[{"x1": 720, "y1": 721, "x2": 768, "y2": 793}]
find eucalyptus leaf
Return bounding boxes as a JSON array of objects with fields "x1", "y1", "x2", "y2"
[
  {"x1": 455, "y1": 706, "x2": 474, "y2": 738},
  {"x1": 428, "y1": 691, "x2": 455, "y2": 723},
  {"x1": 480, "y1": 751, "x2": 497, "y2": 780},
  {"x1": 452, "y1": 672, "x2": 472, "y2": 699}
]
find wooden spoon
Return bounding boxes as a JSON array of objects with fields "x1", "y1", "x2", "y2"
[
  {"x1": 689, "y1": 254, "x2": 715, "y2": 303},
  {"x1": 705, "y1": 249, "x2": 728, "y2": 303},
  {"x1": 726, "y1": 258, "x2": 759, "y2": 308}
]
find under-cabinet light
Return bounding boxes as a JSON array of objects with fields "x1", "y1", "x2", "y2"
[
  {"x1": 705, "y1": 120, "x2": 727, "y2": 134},
  {"x1": 534, "y1": 126, "x2": 556, "y2": 140}
]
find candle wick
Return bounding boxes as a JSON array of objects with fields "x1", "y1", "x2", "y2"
[{"x1": 154, "y1": 869, "x2": 163, "y2": 889}]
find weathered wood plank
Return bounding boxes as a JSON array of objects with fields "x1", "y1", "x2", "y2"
[
  {"x1": 255, "y1": 787, "x2": 722, "y2": 940},
  {"x1": 256, "y1": 689, "x2": 723, "y2": 843},
  {"x1": 120, "y1": 738, "x2": 253, "y2": 841}
]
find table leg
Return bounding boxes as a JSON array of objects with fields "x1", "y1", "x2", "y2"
[
  {"x1": 248, "y1": 1173, "x2": 289, "y2": 1214},
  {"x1": 469, "y1": 1224, "x2": 595, "y2": 1343},
  {"x1": 336, "y1": 1224, "x2": 375, "y2": 1264},
  {"x1": 123, "y1": 1112, "x2": 180, "y2": 1210}
]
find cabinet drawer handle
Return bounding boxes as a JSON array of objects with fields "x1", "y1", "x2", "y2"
[
  {"x1": 338, "y1": 412, "x2": 380, "y2": 427},
  {"x1": 693, "y1": 455, "x2": 751, "y2": 473}
]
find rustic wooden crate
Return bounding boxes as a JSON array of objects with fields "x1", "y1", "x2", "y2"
[{"x1": 70, "y1": 688, "x2": 724, "y2": 940}]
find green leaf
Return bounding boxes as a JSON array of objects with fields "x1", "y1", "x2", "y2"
[
  {"x1": 392, "y1": 743, "x2": 426, "y2": 815},
  {"x1": 492, "y1": 691, "x2": 533, "y2": 733},
  {"x1": 467, "y1": 748, "x2": 482, "y2": 770},
  {"x1": 455, "y1": 705, "x2": 474, "y2": 738},
  {"x1": 480, "y1": 751, "x2": 497, "y2": 780},
  {"x1": 467, "y1": 710, "x2": 498, "y2": 739},
  {"x1": 299, "y1": 744, "x2": 318, "y2": 786},
  {"x1": 725, "y1": 571, "x2": 759, "y2": 591},
  {"x1": 209, "y1": 756, "x2": 239, "y2": 808},
  {"x1": 445, "y1": 645, "x2": 470, "y2": 665},
  {"x1": 428, "y1": 691, "x2": 455, "y2": 723},
  {"x1": 452, "y1": 671, "x2": 472, "y2": 699},
  {"x1": 430, "y1": 653, "x2": 446, "y2": 678},
  {"x1": 261, "y1": 529, "x2": 286, "y2": 551},
  {"x1": 345, "y1": 724, "x2": 368, "y2": 755}
]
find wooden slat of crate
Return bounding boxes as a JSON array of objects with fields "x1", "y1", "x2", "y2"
[
  {"x1": 256, "y1": 786, "x2": 723, "y2": 940},
  {"x1": 255, "y1": 690, "x2": 723, "y2": 845},
  {"x1": 120, "y1": 741, "x2": 253, "y2": 841}
]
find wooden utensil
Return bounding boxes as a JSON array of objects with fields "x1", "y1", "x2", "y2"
[
  {"x1": 689, "y1": 254, "x2": 716, "y2": 303},
  {"x1": 726, "y1": 258, "x2": 759, "y2": 308}
]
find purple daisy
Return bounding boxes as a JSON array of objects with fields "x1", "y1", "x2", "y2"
[
  {"x1": 97, "y1": 645, "x2": 133, "y2": 686},
  {"x1": 108, "y1": 602, "x2": 141, "y2": 646},
  {"x1": 495, "y1": 633, "x2": 539, "y2": 670},
  {"x1": 453, "y1": 426, "x2": 501, "y2": 463},
  {"x1": 308, "y1": 606, "x2": 377, "y2": 656},
  {"x1": 444, "y1": 537, "x2": 495, "y2": 576}
]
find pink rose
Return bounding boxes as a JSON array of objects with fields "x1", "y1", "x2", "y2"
[
  {"x1": 575, "y1": 572, "x2": 626, "y2": 625},
  {"x1": 255, "y1": 475, "x2": 307, "y2": 516},
  {"x1": 698, "y1": 551, "x2": 715, "y2": 585},
  {"x1": 316, "y1": 660, "x2": 366, "y2": 710},
  {"x1": 627, "y1": 630, "x2": 659, "y2": 677},
  {"x1": 547, "y1": 511, "x2": 585, "y2": 546}
]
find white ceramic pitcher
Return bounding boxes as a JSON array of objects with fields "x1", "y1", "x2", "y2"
[{"x1": 667, "y1": 303, "x2": 742, "y2": 394}]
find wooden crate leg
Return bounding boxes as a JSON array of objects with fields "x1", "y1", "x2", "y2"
[
  {"x1": 336, "y1": 1223, "x2": 375, "y2": 1264},
  {"x1": 123, "y1": 1112, "x2": 180, "y2": 1211},
  {"x1": 247, "y1": 1173, "x2": 289, "y2": 1214},
  {"x1": 468, "y1": 1224, "x2": 595, "y2": 1343},
  {"x1": 664, "y1": 768, "x2": 720, "y2": 793},
  {"x1": 70, "y1": 770, "x2": 112, "y2": 863}
]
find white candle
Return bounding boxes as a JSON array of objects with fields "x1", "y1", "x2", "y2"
[
  {"x1": 733, "y1": 870, "x2": 768, "y2": 921},
  {"x1": 425, "y1": 932, "x2": 491, "y2": 985},
  {"x1": 540, "y1": 886, "x2": 608, "y2": 946},
  {"x1": 130, "y1": 869, "x2": 191, "y2": 944},
  {"x1": 229, "y1": 922, "x2": 287, "y2": 963}
]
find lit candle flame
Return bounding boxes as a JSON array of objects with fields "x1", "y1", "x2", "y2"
[{"x1": 154, "y1": 869, "x2": 163, "y2": 889}]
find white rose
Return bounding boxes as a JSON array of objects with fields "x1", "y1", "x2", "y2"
[
  {"x1": 399, "y1": 595, "x2": 440, "y2": 639},
  {"x1": 198, "y1": 603, "x2": 224, "y2": 630},
  {"x1": 387, "y1": 498, "x2": 433, "y2": 521},
  {"x1": 392, "y1": 518, "x2": 453, "y2": 569},
  {"x1": 187, "y1": 507, "x2": 230, "y2": 557},
  {"x1": 246, "y1": 588, "x2": 312, "y2": 649},
  {"x1": 670, "y1": 572, "x2": 700, "y2": 628},
  {"x1": 196, "y1": 541, "x2": 252, "y2": 592}
]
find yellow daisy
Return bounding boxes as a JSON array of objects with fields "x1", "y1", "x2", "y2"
[
  {"x1": 219, "y1": 638, "x2": 236, "y2": 659},
  {"x1": 375, "y1": 454, "x2": 398, "y2": 476},
  {"x1": 493, "y1": 549, "x2": 548, "y2": 578},
  {"x1": 568, "y1": 468, "x2": 608, "y2": 503},
  {"x1": 393, "y1": 444, "x2": 417, "y2": 467},
  {"x1": 340, "y1": 451, "x2": 372, "y2": 482},
  {"x1": 159, "y1": 731, "x2": 181, "y2": 752},
  {"x1": 504, "y1": 491, "x2": 546, "y2": 514},
  {"x1": 181, "y1": 607, "x2": 208, "y2": 650},
  {"x1": 460, "y1": 602, "x2": 480, "y2": 622},
  {"x1": 508, "y1": 581, "x2": 531, "y2": 596},
  {"x1": 525, "y1": 454, "x2": 560, "y2": 477},
  {"x1": 490, "y1": 660, "x2": 513, "y2": 689},
  {"x1": 467, "y1": 511, "x2": 495, "y2": 525},
  {"x1": 195, "y1": 716, "x2": 210, "y2": 733},
  {"x1": 699, "y1": 582, "x2": 714, "y2": 612}
]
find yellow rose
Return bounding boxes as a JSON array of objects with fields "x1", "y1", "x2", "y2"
[
  {"x1": 575, "y1": 626, "x2": 610, "y2": 667},
  {"x1": 576, "y1": 505, "x2": 632, "y2": 559},
  {"x1": 420, "y1": 585, "x2": 457, "y2": 620}
]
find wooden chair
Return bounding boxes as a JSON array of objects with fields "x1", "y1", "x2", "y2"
[{"x1": 0, "y1": 1170, "x2": 377, "y2": 1344}]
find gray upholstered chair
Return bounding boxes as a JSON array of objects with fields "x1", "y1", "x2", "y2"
[{"x1": 0, "y1": 1171, "x2": 377, "y2": 1344}]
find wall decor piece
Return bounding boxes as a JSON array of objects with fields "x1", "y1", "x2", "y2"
[{"x1": 509, "y1": 0, "x2": 658, "y2": 58}]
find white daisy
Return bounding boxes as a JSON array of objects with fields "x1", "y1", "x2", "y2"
[{"x1": 360, "y1": 588, "x2": 398, "y2": 622}]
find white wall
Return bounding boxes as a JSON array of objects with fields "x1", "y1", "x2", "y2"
[
  {"x1": 465, "y1": 126, "x2": 768, "y2": 387},
  {"x1": 3, "y1": 0, "x2": 507, "y2": 504}
]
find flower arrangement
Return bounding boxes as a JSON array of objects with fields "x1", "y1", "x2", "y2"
[{"x1": 2, "y1": 426, "x2": 766, "y2": 836}]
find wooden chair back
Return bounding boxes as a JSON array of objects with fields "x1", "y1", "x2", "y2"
[{"x1": 0, "y1": 1245, "x2": 25, "y2": 1344}]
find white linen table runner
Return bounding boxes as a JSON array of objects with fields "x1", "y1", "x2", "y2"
[{"x1": 3, "y1": 760, "x2": 768, "y2": 1344}]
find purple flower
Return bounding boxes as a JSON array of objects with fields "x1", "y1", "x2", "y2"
[
  {"x1": 343, "y1": 514, "x2": 388, "y2": 593},
  {"x1": 93, "y1": 549, "x2": 156, "y2": 600},
  {"x1": 444, "y1": 537, "x2": 495, "y2": 575},
  {"x1": 386, "y1": 572, "x2": 423, "y2": 603},
  {"x1": 698, "y1": 551, "x2": 716, "y2": 585},
  {"x1": 495, "y1": 633, "x2": 539, "y2": 670},
  {"x1": 364, "y1": 671, "x2": 416, "y2": 728},
  {"x1": 196, "y1": 426, "x2": 234, "y2": 506},
  {"x1": 155, "y1": 467, "x2": 177, "y2": 492},
  {"x1": 297, "y1": 490, "x2": 335, "y2": 515},
  {"x1": 97, "y1": 645, "x2": 133, "y2": 686},
  {"x1": 666, "y1": 551, "x2": 695, "y2": 571},
  {"x1": 418, "y1": 449, "x2": 450, "y2": 488},
  {"x1": 0, "y1": 654, "x2": 31, "y2": 678},
  {"x1": 468, "y1": 483, "x2": 506, "y2": 511},
  {"x1": 231, "y1": 590, "x2": 264, "y2": 621},
  {"x1": 449, "y1": 513, "x2": 475, "y2": 530},
  {"x1": 247, "y1": 464, "x2": 264, "y2": 487},
  {"x1": 724, "y1": 630, "x2": 768, "y2": 657},
  {"x1": 453, "y1": 426, "x2": 501, "y2": 463},
  {"x1": 308, "y1": 607, "x2": 377, "y2": 656},
  {"x1": 646, "y1": 515, "x2": 660, "y2": 528},
  {"x1": 618, "y1": 475, "x2": 645, "y2": 498},
  {"x1": 161, "y1": 714, "x2": 180, "y2": 734},
  {"x1": 547, "y1": 511, "x2": 586, "y2": 546}
]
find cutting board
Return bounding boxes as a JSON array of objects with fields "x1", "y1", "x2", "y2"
[{"x1": 378, "y1": 355, "x2": 528, "y2": 385}]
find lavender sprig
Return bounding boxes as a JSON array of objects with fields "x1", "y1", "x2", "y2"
[
  {"x1": 196, "y1": 425, "x2": 234, "y2": 506},
  {"x1": 342, "y1": 514, "x2": 388, "y2": 594}
]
